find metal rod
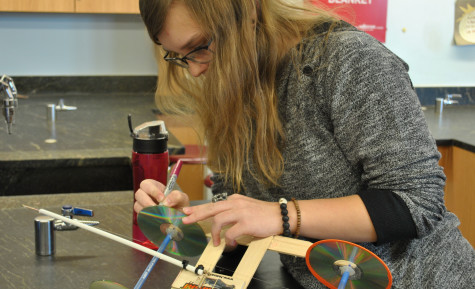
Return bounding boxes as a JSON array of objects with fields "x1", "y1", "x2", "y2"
[{"x1": 23, "y1": 205, "x2": 203, "y2": 275}]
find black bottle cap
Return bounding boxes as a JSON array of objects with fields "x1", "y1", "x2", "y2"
[
  {"x1": 130, "y1": 119, "x2": 168, "y2": 154},
  {"x1": 133, "y1": 136, "x2": 168, "y2": 154}
]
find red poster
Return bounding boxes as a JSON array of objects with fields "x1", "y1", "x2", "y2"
[{"x1": 312, "y1": 0, "x2": 388, "y2": 43}]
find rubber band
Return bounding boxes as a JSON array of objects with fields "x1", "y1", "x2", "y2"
[
  {"x1": 195, "y1": 264, "x2": 204, "y2": 274},
  {"x1": 182, "y1": 260, "x2": 189, "y2": 269}
]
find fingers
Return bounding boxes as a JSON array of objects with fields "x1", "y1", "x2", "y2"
[
  {"x1": 182, "y1": 200, "x2": 234, "y2": 224},
  {"x1": 142, "y1": 179, "x2": 166, "y2": 201},
  {"x1": 210, "y1": 209, "x2": 241, "y2": 246},
  {"x1": 181, "y1": 199, "x2": 236, "y2": 246},
  {"x1": 210, "y1": 209, "x2": 256, "y2": 247},
  {"x1": 162, "y1": 189, "x2": 190, "y2": 209},
  {"x1": 134, "y1": 179, "x2": 163, "y2": 212},
  {"x1": 182, "y1": 193, "x2": 244, "y2": 223},
  {"x1": 134, "y1": 178, "x2": 193, "y2": 214},
  {"x1": 182, "y1": 195, "x2": 258, "y2": 246}
]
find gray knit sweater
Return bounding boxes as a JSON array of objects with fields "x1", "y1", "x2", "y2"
[{"x1": 211, "y1": 22, "x2": 475, "y2": 288}]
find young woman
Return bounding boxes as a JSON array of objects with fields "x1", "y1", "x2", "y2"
[{"x1": 134, "y1": 1, "x2": 475, "y2": 288}]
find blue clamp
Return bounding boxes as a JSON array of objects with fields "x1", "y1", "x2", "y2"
[
  {"x1": 56, "y1": 205, "x2": 98, "y2": 231},
  {"x1": 62, "y1": 205, "x2": 94, "y2": 218}
]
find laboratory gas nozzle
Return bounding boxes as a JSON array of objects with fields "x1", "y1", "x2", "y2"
[{"x1": 1, "y1": 75, "x2": 18, "y2": 134}]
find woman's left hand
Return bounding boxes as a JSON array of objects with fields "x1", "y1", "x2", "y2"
[{"x1": 182, "y1": 194, "x2": 283, "y2": 247}]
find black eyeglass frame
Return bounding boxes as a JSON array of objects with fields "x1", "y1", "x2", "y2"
[{"x1": 163, "y1": 39, "x2": 213, "y2": 68}]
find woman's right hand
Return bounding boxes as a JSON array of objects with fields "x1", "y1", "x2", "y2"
[{"x1": 133, "y1": 179, "x2": 190, "y2": 213}]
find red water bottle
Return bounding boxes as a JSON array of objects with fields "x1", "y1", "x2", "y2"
[{"x1": 128, "y1": 114, "x2": 169, "y2": 248}]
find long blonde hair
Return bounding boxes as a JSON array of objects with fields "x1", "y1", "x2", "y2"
[{"x1": 139, "y1": 0, "x2": 338, "y2": 192}]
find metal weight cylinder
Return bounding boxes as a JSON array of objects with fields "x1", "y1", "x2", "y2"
[
  {"x1": 46, "y1": 104, "x2": 56, "y2": 121},
  {"x1": 34, "y1": 215, "x2": 55, "y2": 256}
]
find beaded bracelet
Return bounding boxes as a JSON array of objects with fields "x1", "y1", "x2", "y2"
[{"x1": 279, "y1": 198, "x2": 292, "y2": 237}]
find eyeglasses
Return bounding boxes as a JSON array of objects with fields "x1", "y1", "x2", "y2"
[{"x1": 163, "y1": 39, "x2": 214, "y2": 68}]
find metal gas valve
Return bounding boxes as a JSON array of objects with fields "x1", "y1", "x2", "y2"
[{"x1": 0, "y1": 75, "x2": 18, "y2": 134}]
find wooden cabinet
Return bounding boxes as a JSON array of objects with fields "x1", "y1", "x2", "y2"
[
  {"x1": 0, "y1": 0, "x2": 75, "y2": 13},
  {"x1": 0, "y1": 0, "x2": 139, "y2": 14},
  {"x1": 438, "y1": 145, "x2": 475, "y2": 247},
  {"x1": 160, "y1": 114, "x2": 207, "y2": 201},
  {"x1": 75, "y1": 0, "x2": 139, "y2": 14}
]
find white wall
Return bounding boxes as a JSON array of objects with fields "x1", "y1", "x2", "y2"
[
  {"x1": 0, "y1": 0, "x2": 474, "y2": 86},
  {"x1": 0, "y1": 13, "x2": 157, "y2": 76},
  {"x1": 385, "y1": 0, "x2": 475, "y2": 86}
]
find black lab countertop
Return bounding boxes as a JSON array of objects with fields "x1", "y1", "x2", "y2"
[
  {"x1": 0, "y1": 191, "x2": 304, "y2": 289},
  {"x1": 422, "y1": 105, "x2": 475, "y2": 152},
  {"x1": 0, "y1": 93, "x2": 184, "y2": 196}
]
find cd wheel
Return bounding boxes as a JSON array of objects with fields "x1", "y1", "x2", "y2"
[
  {"x1": 137, "y1": 205, "x2": 208, "y2": 257},
  {"x1": 305, "y1": 239, "x2": 392, "y2": 289}
]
